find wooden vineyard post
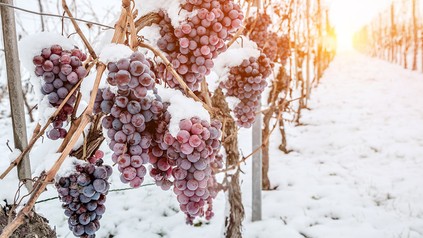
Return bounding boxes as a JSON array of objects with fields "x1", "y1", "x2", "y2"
[
  {"x1": 390, "y1": 3, "x2": 395, "y2": 63},
  {"x1": 251, "y1": 0, "x2": 262, "y2": 222},
  {"x1": 252, "y1": 101, "x2": 262, "y2": 222},
  {"x1": 305, "y1": 0, "x2": 311, "y2": 104},
  {"x1": 316, "y1": 0, "x2": 322, "y2": 82},
  {"x1": 412, "y1": 0, "x2": 418, "y2": 71},
  {"x1": 1, "y1": 0, "x2": 32, "y2": 191}
]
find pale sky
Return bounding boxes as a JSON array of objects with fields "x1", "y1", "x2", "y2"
[{"x1": 328, "y1": 0, "x2": 393, "y2": 50}]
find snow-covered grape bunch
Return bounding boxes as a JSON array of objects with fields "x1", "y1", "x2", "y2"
[
  {"x1": 263, "y1": 32, "x2": 279, "y2": 62},
  {"x1": 157, "y1": 0, "x2": 244, "y2": 91},
  {"x1": 244, "y1": 13, "x2": 272, "y2": 47},
  {"x1": 244, "y1": 13, "x2": 280, "y2": 63},
  {"x1": 99, "y1": 51, "x2": 223, "y2": 222},
  {"x1": 168, "y1": 117, "x2": 222, "y2": 224},
  {"x1": 100, "y1": 52, "x2": 165, "y2": 187},
  {"x1": 220, "y1": 54, "x2": 272, "y2": 127},
  {"x1": 32, "y1": 45, "x2": 87, "y2": 140},
  {"x1": 55, "y1": 150, "x2": 112, "y2": 238}
]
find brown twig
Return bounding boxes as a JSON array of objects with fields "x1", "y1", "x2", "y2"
[
  {"x1": 200, "y1": 80, "x2": 213, "y2": 108},
  {"x1": 127, "y1": 2, "x2": 138, "y2": 50},
  {"x1": 5, "y1": 140, "x2": 13, "y2": 153},
  {"x1": 62, "y1": 0, "x2": 97, "y2": 59},
  {"x1": 111, "y1": 4, "x2": 129, "y2": 43},
  {"x1": 71, "y1": 61, "x2": 97, "y2": 120},
  {"x1": 134, "y1": 12, "x2": 161, "y2": 33}
]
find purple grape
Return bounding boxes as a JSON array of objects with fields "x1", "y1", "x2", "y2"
[
  {"x1": 82, "y1": 185, "x2": 96, "y2": 197},
  {"x1": 93, "y1": 179, "x2": 107, "y2": 193},
  {"x1": 55, "y1": 156, "x2": 111, "y2": 237}
]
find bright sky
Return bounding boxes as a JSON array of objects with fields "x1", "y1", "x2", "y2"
[{"x1": 328, "y1": 0, "x2": 393, "y2": 50}]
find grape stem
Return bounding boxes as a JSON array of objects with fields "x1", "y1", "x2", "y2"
[
  {"x1": 137, "y1": 40, "x2": 215, "y2": 114},
  {"x1": 134, "y1": 12, "x2": 161, "y2": 33},
  {"x1": 127, "y1": 2, "x2": 138, "y2": 50},
  {"x1": 57, "y1": 64, "x2": 105, "y2": 152},
  {"x1": 71, "y1": 60, "x2": 97, "y2": 120},
  {"x1": 111, "y1": 3, "x2": 129, "y2": 44},
  {"x1": 200, "y1": 80, "x2": 213, "y2": 108}
]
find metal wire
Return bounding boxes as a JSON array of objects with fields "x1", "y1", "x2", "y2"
[{"x1": 0, "y1": 2, "x2": 114, "y2": 29}]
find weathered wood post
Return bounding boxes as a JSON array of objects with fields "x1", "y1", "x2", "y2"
[
  {"x1": 1, "y1": 0, "x2": 32, "y2": 190},
  {"x1": 252, "y1": 0, "x2": 262, "y2": 222},
  {"x1": 252, "y1": 101, "x2": 262, "y2": 221},
  {"x1": 412, "y1": 0, "x2": 418, "y2": 70},
  {"x1": 305, "y1": 0, "x2": 311, "y2": 104}
]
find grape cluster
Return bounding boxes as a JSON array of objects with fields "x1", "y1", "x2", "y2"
[
  {"x1": 99, "y1": 52, "x2": 223, "y2": 222},
  {"x1": 167, "y1": 117, "x2": 222, "y2": 224},
  {"x1": 244, "y1": 14, "x2": 280, "y2": 62},
  {"x1": 55, "y1": 150, "x2": 111, "y2": 237},
  {"x1": 32, "y1": 45, "x2": 87, "y2": 140},
  {"x1": 99, "y1": 52, "x2": 165, "y2": 187},
  {"x1": 220, "y1": 54, "x2": 272, "y2": 127},
  {"x1": 102, "y1": 94, "x2": 164, "y2": 187},
  {"x1": 277, "y1": 34, "x2": 291, "y2": 65},
  {"x1": 244, "y1": 13, "x2": 272, "y2": 47},
  {"x1": 263, "y1": 32, "x2": 279, "y2": 62},
  {"x1": 156, "y1": 0, "x2": 244, "y2": 91}
]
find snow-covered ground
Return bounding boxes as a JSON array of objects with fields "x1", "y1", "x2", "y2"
[
  {"x1": 2, "y1": 50, "x2": 423, "y2": 237},
  {"x1": 243, "y1": 52, "x2": 423, "y2": 238}
]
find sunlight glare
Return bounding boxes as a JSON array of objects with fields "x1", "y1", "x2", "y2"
[{"x1": 328, "y1": 0, "x2": 393, "y2": 51}]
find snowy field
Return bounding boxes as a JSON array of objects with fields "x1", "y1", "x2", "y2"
[
  {"x1": 2, "y1": 49, "x2": 423, "y2": 237},
  {"x1": 243, "y1": 52, "x2": 423, "y2": 238}
]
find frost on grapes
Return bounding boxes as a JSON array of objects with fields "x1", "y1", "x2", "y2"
[
  {"x1": 99, "y1": 43, "x2": 134, "y2": 64},
  {"x1": 22, "y1": 34, "x2": 88, "y2": 140},
  {"x1": 154, "y1": 0, "x2": 244, "y2": 91},
  {"x1": 212, "y1": 36, "x2": 261, "y2": 85},
  {"x1": 96, "y1": 48, "x2": 223, "y2": 223},
  {"x1": 219, "y1": 53, "x2": 273, "y2": 128},
  {"x1": 55, "y1": 151, "x2": 111, "y2": 238},
  {"x1": 156, "y1": 85, "x2": 210, "y2": 137}
]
